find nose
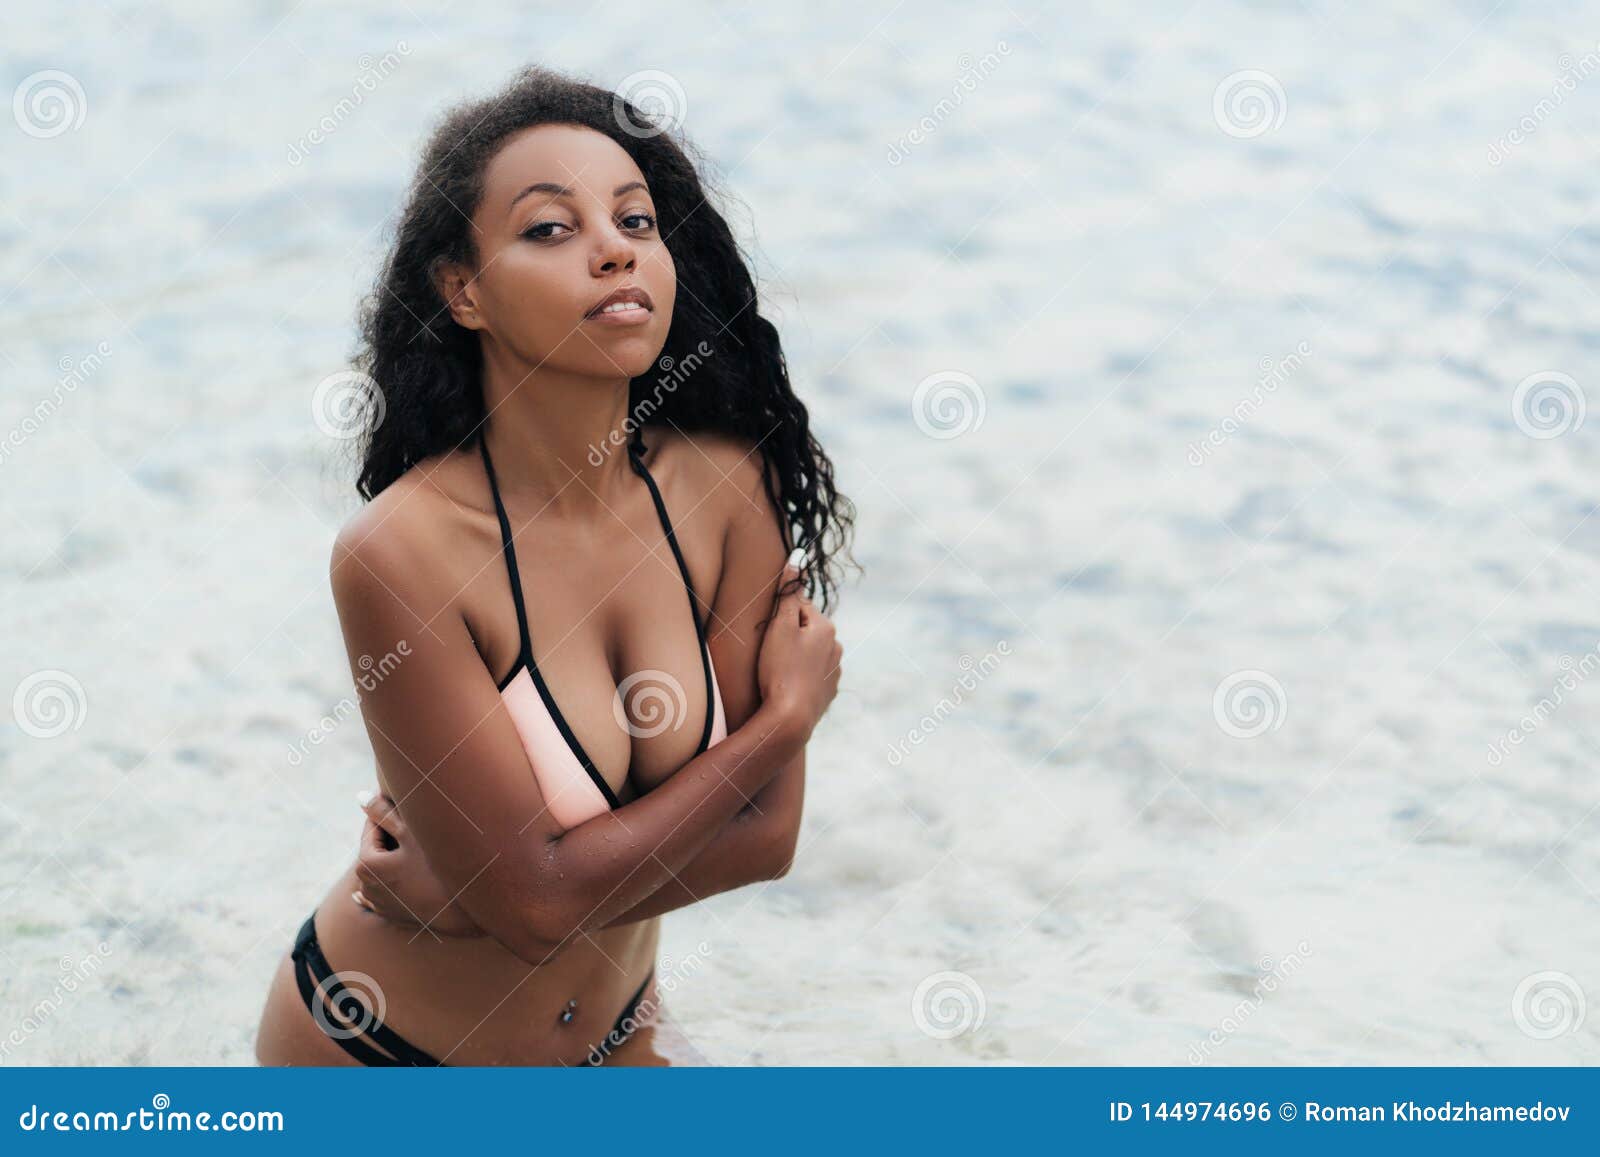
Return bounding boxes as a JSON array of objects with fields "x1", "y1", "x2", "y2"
[{"x1": 590, "y1": 220, "x2": 637, "y2": 277}]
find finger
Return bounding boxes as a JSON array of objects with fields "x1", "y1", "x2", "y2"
[{"x1": 360, "y1": 791, "x2": 405, "y2": 840}]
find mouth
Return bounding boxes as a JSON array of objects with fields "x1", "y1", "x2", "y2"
[{"x1": 584, "y1": 285, "x2": 654, "y2": 325}]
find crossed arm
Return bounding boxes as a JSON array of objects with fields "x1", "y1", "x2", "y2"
[{"x1": 344, "y1": 439, "x2": 808, "y2": 952}]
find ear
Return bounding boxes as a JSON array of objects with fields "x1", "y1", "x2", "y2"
[{"x1": 431, "y1": 258, "x2": 485, "y2": 331}]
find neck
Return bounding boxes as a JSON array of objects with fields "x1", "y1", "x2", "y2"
[{"x1": 477, "y1": 343, "x2": 641, "y2": 517}]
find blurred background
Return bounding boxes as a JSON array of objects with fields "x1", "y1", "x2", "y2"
[{"x1": 3, "y1": 0, "x2": 1599, "y2": 1065}]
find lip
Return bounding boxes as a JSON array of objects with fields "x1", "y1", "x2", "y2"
[{"x1": 584, "y1": 285, "x2": 654, "y2": 324}]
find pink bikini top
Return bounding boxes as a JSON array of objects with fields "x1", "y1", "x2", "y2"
[{"x1": 478, "y1": 430, "x2": 728, "y2": 829}]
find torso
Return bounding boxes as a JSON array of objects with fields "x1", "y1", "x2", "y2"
[{"x1": 258, "y1": 428, "x2": 733, "y2": 1065}]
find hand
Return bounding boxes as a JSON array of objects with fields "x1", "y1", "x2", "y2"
[
  {"x1": 757, "y1": 552, "x2": 843, "y2": 743},
  {"x1": 352, "y1": 791, "x2": 486, "y2": 937}
]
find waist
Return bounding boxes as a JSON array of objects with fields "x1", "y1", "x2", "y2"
[{"x1": 307, "y1": 864, "x2": 660, "y2": 1065}]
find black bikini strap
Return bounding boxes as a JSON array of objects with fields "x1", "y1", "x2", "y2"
[
  {"x1": 627, "y1": 436, "x2": 717, "y2": 755},
  {"x1": 478, "y1": 433, "x2": 534, "y2": 669},
  {"x1": 291, "y1": 915, "x2": 444, "y2": 1067}
]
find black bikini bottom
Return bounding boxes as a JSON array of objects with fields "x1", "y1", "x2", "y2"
[{"x1": 290, "y1": 911, "x2": 654, "y2": 1067}]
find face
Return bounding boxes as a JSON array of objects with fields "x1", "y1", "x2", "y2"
[{"x1": 437, "y1": 123, "x2": 676, "y2": 380}]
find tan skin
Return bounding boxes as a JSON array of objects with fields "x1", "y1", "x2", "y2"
[{"x1": 254, "y1": 124, "x2": 841, "y2": 1067}]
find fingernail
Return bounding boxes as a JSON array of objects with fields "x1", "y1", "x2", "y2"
[
  {"x1": 357, "y1": 789, "x2": 374, "y2": 807},
  {"x1": 786, "y1": 547, "x2": 805, "y2": 570}
]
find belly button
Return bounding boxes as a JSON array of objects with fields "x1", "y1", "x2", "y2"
[{"x1": 558, "y1": 998, "x2": 578, "y2": 1025}]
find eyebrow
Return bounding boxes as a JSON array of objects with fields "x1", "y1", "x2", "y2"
[{"x1": 509, "y1": 179, "x2": 648, "y2": 210}]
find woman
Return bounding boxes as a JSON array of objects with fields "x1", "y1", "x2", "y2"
[{"x1": 255, "y1": 67, "x2": 854, "y2": 1067}]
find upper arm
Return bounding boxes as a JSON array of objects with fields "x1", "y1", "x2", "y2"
[
  {"x1": 328, "y1": 499, "x2": 568, "y2": 953},
  {"x1": 697, "y1": 436, "x2": 806, "y2": 868}
]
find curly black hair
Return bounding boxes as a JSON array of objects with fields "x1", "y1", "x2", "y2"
[{"x1": 349, "y1": 65, "x2": 854, "y2": 609}]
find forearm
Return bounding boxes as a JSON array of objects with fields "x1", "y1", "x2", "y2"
[
  {"x1": 472, "y1": 701, "x2": 804, "y2": 957},
  {"x1": 599, "y1": 784, "x2": 788, "y2": 928}
]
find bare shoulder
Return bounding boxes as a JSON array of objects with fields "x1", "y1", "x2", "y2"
[
  {"x1": 330, "y1": 450, "x2": 479, "y2": 609},
  {"x1": 649, "y1": 426, "x2": 781, "y2": 523}
]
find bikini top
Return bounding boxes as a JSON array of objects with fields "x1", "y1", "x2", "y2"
[{"x1": 478, "y1": 430, "x2": 728, "y2": 829}]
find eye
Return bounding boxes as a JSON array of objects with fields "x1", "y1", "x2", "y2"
[
  {"x1": 520, "y1": 220, "x2": 572, "y2": 241},
  {"x1": 621, "y1": 211, "x2": 657, "y2": 232}
]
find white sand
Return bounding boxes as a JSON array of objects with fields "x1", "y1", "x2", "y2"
[{"x1": 3, "y1": 2, "x2": 1599, "y2": 1065}]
